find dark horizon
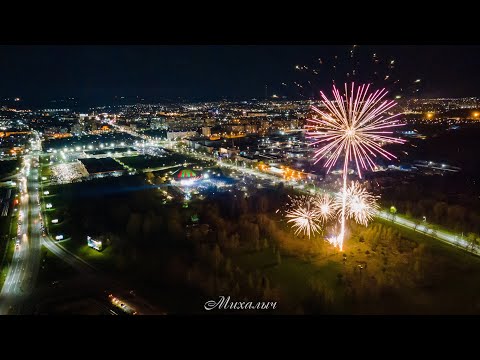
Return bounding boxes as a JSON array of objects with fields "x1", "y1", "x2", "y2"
[{"x1": 1, "y1": 45, "x2": 480, "y2": 108}]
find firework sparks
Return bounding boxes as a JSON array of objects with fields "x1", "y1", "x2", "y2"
[
  {"x1": 306, "y1": 83, "x2": 404, "y2": 250},
  {"x1": 314, "y1": 193, "x2": 334, "y2": 223},
  {"x1": 342, "y1": 181, "x2": 379, "y2": 226},
  {"x1": 307, "y1": 83, "x2": 405, "y2": 178},
  {"x1": 285, "y1": 196, "x2": 322, "y2": 238}
]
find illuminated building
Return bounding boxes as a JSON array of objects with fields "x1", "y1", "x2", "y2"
[
  {"x1": 202, "y1": 126, "x2": 212, "y2": 137},
  {"x1": 173, "y1": 168, "x2": 202, "y2": 186},
  {"x1": 87, "y1": 236, "x2": 103, "y2": 251}
]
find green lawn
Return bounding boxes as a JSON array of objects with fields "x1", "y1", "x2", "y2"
[
  {"x1": 119, "y1": 154, "x2": 212, "y2": 171},
  {"x1": 231, "y1": 247, "x2": 343, "y2": 309},
  {"x1": 120, "y1": 154, "x2": 189, "y2": 170},
  {"x1": 61, "y1": 241, "x2": 115, "y2": 270},
  {"x1": 40, "y1": 165, "x2": 52, "y2": 179}
]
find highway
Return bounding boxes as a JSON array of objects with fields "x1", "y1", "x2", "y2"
[{"x1": 0, "y1": 153, "x2": 42, "y2": 314}]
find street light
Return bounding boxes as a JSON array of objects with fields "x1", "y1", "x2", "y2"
[{"x1": 390, "y1": 206, "x2": 397, "y2": 221}]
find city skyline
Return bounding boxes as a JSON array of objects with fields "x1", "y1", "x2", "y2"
[{"x1": 2, "y1": 45, "x2": 480, "y2": 107}]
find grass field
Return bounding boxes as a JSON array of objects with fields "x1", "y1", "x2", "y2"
[
  {"x1": 232, "y1": 247, "x2": 342, "y2": 308},
  {"x1": 119, "y1": 153, "x2": 213, "y2": 171},
  {"x1": 119, "y1": 154, "x2": 191, "y2": 170},
  {"x1": 40, "y1": 165, "x2": 52, "y2": 180},
  {"x1": 61, "y1": 241, "x2": 116, "y2": 269}
]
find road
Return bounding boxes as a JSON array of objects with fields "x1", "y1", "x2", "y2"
[
  {"x1": 0, "y1": 154, "x2": 42, "y2": 314},
  {"x1": 41, "y1": 235, "x2": 96, "y2": 274},
  {"x1": 0, "y1": 136, "x2": 163, "y2": 314},
  {"x1": 376, "y1": 210, "x2": 473, "y2": 253}
]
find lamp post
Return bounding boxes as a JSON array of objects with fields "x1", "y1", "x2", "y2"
[{"x1": 390, "y1": 206, "x2": 397, "y2": 222}]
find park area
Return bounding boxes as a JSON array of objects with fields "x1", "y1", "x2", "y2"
[
  {"x1": 119, "y1": 153, "x2": 212, "y2": 171},
  {"x1": 38, "y1": 172, "x2": 480, "y2": 313}
]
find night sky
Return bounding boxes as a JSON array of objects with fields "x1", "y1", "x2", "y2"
[{"x1": 1, "y1": 45, "x2": 480, "y2": 106}]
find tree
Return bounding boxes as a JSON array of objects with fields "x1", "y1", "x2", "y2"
[
  {"x1": 248, "y1": 273, "x2": 254, "y2": 289},
  {"x1": 256, "y1": 195, "x2": 269, "y2": 213},
  {"x1": 251, "y1": 223, "x2": 260, "y2": 244},
  {"x1": 167, "y1": 208, "x2": 183, "y2": 241},
  {"x1": 224, "y1": 258, "x2": 232, "y2": 275},
  {"x1": 142, "y1": 213, "x2": 154, "y2": 242},
  {"x1": 467, "y1": 233, "x2": 477, "y2": 251},
  {"x1": 236, "y1": 195, "x2": 248, "y2": 216},
  {"x1": 146, "y1": 172, "x2": 154, "y2": 183},
  {"x1": 229, "y1": 232, "x2": 240, "y2": 249},
  {"x1": 433, "y1": 201, "x2": 448, "y2": 223},
  {"x1": 212, "y1": 244, "x2": 223, "y2": 270},
  {"x1": 447, "y1": 205, "x2": 466, "y2": 231},
  {"x1": 217, "y1": 228, "x2": 228, "y2": 246},
  {"x1": 126, "y1": 213, "x2": 143, "y2": 241}
]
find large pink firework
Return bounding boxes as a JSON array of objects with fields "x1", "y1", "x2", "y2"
[
  {"x1": 306, "y1": 83, "x2": 404, "y2": 250},
  {"x1": 307, "y1": 82, "x2": 404, "y2": 178}
]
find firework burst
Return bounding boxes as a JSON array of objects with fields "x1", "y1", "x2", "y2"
[
  {"x1": 313, "y1": 193, "x2": 334, "y2": 223},
  {"x1": 306, "y1": 82, "x2": 404, "y2": 250},
  {"x1": 307, "y1": 82, "x2": 404, "y2": 177},
  {"x1": 285, "y1": 196, "x2": 322, "y2": 238},
  {"x1": 341, "y1": 181, "x2": 379, "y2": 226}
]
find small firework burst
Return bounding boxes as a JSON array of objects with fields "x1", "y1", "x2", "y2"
[
  {"x1": 285, "y1": 196, "x2": 323, "y2": 238},
  {"x1": 341, "y1": 181, "x2": 380, "y2": 227},
  {"x1": 313, "y1": 193, "x2": 335, "y2": 223}
]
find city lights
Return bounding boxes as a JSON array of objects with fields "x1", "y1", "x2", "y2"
[{"x1": 2, "y1": 45, "x2": 480, "y2": 316}]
